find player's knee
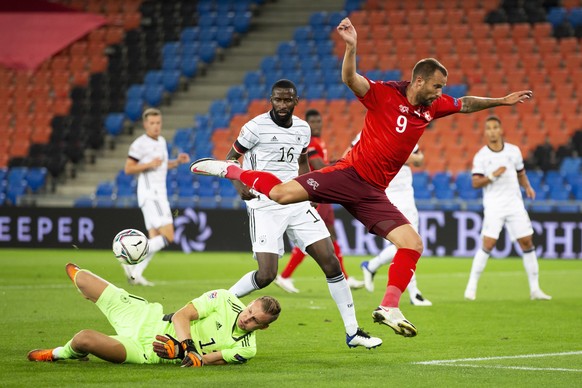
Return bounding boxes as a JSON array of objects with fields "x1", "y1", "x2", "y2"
[
  {"x1": 519, "y1": 236, "x2": 534, "y2": 251},
  {"x1": 72, "y1": 330, "x2": 94, "y2": 352},
  {"x1": 255, "y1": 269, "x2": 277, "y2": 288},
  {"x1": 268, "y1": 186, "x2": 291, "y2": 204}
]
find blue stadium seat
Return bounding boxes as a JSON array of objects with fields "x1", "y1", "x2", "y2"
[
  {"x1": 233, "y1": 12, "x2": 252, "y2": 33},
  {"x1": 6, "y1": 181, "x2": 27, "y2": 205},
  {"x1": 277, "y1": 41, "x2": 297, "y2": 57},
  {"x1": 312, "y1": 25, "x2": 332, "y2": 41},
  {"x1": 74, "y1": 196, "x2": 94, "y2": 208},
  {"x1": 263, "y1": 70, "x2": 284, "y2": 87},
  {"x1": 544, "y1": 171, "x2": 564, "y2": 187},
  {"x1": 144, "y1": 85, "x2": 164, "y2": 107},
  {"x1": 457, "y1": 188, "x2": 480, "y2": 200},
  {"x1": 568, "y1": 8, "x2": 582, "y2": 27},
  {"x1": 303, "y1": 70, "x2": 324, "y2": 86},
  {"x1": 7, "y1": 167, "x2": 28, "y2": 186},
  {"x1": 230, "y1": 100, "x2": 249, "y2": 115},
  {"x1": 328, "y1": 11, "x2": 347, "y2": 26},
  {"x1": 216, "y1": 13, "x2": 235, "y2": 28},
  {"x1": 572, "y1": 183, "x2": 582, "y2": 200},
  {"x1": 413, "y1": 187, "x2": 433, "y2": 200},
  {"x1": 173, "y1": 128, "x2": 193, "y2": 151},
  {"x1": 181, "y1": 57, "x2": 199, "y2": 78},
  {"x1": 209, "y1": 100, "x2": 228, "y2": 117},
  {"x1": 529, "y1": 203, "x2": 553, "y2": 213},
  {"x1": 197, "y1": 184, "x2": 217, "y2": 198},
  {"x1": 384, "y1": 70, "x2": 402, "y2": 81},
  {"x1": 547, "y1": 7, "x2": 567, "y2": 27},
  {"x1": 293, "y1": 26, "x2": 312, "y2": 42},
  {"x1": 247, "y1": 85, "x2": 267, "y2": 100},
  {"x1": 144, "y1": 70, "x2": 163, "y2": 86},
  {"x1": 0, "y1": 167, "x2": 6, "y2": 183},
  {"x1": 95, "y1": 197, "x2": 115, "y2": 208},
  {"x1": 216, "y1": 27, "x2": 235, "y2": 48},
  {"x1": 322, "y1": 69, "x2": 341, "y2": 85},
  {"x1": 226, "y1": 86, "x2": 246, "y2": 103},
  {"x1": 299, "y1": 57, "x2": 319, "y2": 71},
  {"x1": 104, "y1": 113, "x2": 125, "y2": 136},
  {"x1": 279, "y1": 57, "x2": 299, "y2": 72},
  {"x1": 162, "y1": 42, "x2": 182, "y2": 58},
  {"x1": 260, "y1": 56, "x2": 279, "y2": 73},
  {"x1": 211, "y1": 116, "x2": 231, "y2": 130},
  {"x1": 440, "y1": 202, "x2": 461, "y2": 211},
  {"x1": 199, "y1": 27, "x2": 218, "y2": 42},
  {"x1": 162, "y1": 70, "x2": 181, "y2": 93},
  {"x1": 432, "y1": 172, "x2": 452, "y2": 190},
  {"x1": 327, "y1": 84, "x2": 347, "y2": 99},
  {"x1": 244, "y1": 71, "x2": 262, "y2": 88},
  {"x1": 413, "y1": 171, "x2": 430, "y2": 187},
  {"x1": 304, "y1": 85, "x2": 325, "y2": 99},
  {"x1": 559, "y1": 157, "x2": 581, "y2": 175},
  {"x1": 199, "y1": 12, "x2": 217, "y2": 28},
  {"x1": 124, "y1": 99, "x2": 144, "y2": 122},
  {"x1": 444, "y1": 84, "x2": 468, "y2": 98},
  {"x1": 465, "y1": 202, "x2": 484, "y2": 212},
  {"x1": 199, "y1": 42, "x2": 218, "y2": 63},
  {"x1": 25, "y1": 167, "x2": 47, "y2": 193},
  {"x1": 309, "y1": 11, "x2": 328, "y2": 27},
  {"x1": 116, "y1": 184, "x2": 136, "y2": 197},
  {"x1": 182, "y1": 42, "x2": 201, "y2": 57},
  {"x1": 115, "y1": 170, "x2": 135, "y2": 187},
  {"x1": 162, "y1": 55, "x2": 181, "y2": 71},
  {"x1": 526, "y1": 170, "x2": 544, "y2": 189},
  {"x1": 555, "y1": 204, "x2": 579, "y2": 213},
  {"x1": 314, "y1": 41, "x2": 334, "y2": 55},
  {"x1": 434, "y1": 187, "x2": 455, "y2": 200},
  {"x1": 180, "y1": 27, "x2": 200, "y2": 43},
  {"x1": 548, "y1": 187, "x2": 570, "y2": 201},
  {"x1": 95, "y1": 181, "x2": 115, "y2": 197},
  {"x1": 178, "y1": 184, "x2": 196, "y2": 198},
  {"x1": 126, "y1": 84, "x2": 146, "y2": 100}
]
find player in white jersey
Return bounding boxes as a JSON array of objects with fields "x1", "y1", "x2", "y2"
[
  {"x1": 203, "y1": 79, "x2": 381, "y2": 349},
  {"x1": 464, "y1": 115, "x2": 551, "y2": 301},
  {"x1": 341, "y1": 133, "x2": 432, "y2": 306},
  {"x1": 123, "y1": 108, "x2": 190, "y2": 286}
]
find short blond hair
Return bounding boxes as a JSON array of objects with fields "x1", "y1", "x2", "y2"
[{"x1": 142, "y1": 108, "x2": 161, "y2": 121}]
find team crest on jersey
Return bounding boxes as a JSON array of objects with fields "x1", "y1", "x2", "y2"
[
  {"x1": 423, "y1": 112, "x2": 433, "y2": 121},
  {"x1": 306, "y1": 178, "x2": 319, "y2": 190},
  {"x1": 207, "y1": 291, "x2": 218, "y2": 299},
  {"x1": 399, "y1": 105, "x2": 409, "y2": 114}
]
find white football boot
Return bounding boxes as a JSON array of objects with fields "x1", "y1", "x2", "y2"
[
  {"x1": 372, "y1": 306, "x2": 417, "y2": 337},
  {"x1": 190, "y1": 158, "x2": 240, "y2": 178},
  {"x1": 274, "y1": 275, "x2": 299, "y2": 293}
]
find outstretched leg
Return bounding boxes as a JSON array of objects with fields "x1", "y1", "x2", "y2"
[
  {"x1": 307, "y1": 238, "x2": 382, "y2": 349},
  {"x1": 66, "y1": 262, "x2": 109, "y2": 303}
]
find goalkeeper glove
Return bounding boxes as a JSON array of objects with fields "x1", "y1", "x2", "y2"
[
  {"x1": 153, "y1": 334, "x2": 184, "y2": 360},
  {"x1": 180, "y1": 339, "x2": 204, "y2": 368}
]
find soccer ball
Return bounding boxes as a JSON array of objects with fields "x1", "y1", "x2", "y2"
[{"x1": 112, "y1": 229, "x2": 149, "y2": 265}]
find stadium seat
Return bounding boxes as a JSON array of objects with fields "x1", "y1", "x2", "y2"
[
  {"x1": 25, "y1": 167, "x2": 47, "y2": 193},
  {"x1": 95, "y1": 181, "x2": 115, "y2": 197},
  {"x1": 74, "y1": 196, "x2": 94, "y2": 208}
]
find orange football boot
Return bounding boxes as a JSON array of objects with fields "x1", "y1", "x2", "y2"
[
  {"x1": 27, "y1": 349, "x2": 56, "y2": 362},
  {"x1": 65, "y1": 263, "x2": 81, "y2": 283}
]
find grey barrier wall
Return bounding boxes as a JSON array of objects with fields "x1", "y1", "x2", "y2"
[{"x1": 0, "y1": 207, "x2": 580, "y2": 258}]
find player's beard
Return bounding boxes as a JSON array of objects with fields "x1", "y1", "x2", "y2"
[{"x1": 271, "y1": 108, "x2": 294, "y2": 127}]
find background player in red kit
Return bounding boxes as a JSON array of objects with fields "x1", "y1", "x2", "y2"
[
  {"x1": 191, "y1": 18, "x2": 533, "y2": 338},
  {"x1": 274, "y1": 109, "x2": 364, "y2": 293}
]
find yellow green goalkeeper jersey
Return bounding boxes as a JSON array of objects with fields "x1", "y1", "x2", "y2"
[{"x1": 162, "y1": 289, "x2": 256, "y2": 364}]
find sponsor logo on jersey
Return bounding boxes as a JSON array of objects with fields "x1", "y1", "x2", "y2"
[
  {"x1": 271, "y1": 136, "x2": 278, "y2": 142},
  {"x1": 207, "y1": 291, "x2": 218, "y2": 299},
  {"x1": 306, "y1": 178, "x2": 319, "y2": 190},
  {"x1": 399, "y1": 105, "x2": 409, "y2": 114}
]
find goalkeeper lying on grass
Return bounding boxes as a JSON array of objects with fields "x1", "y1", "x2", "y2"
[{"x1": 27, "y1": 263, "x2": 281, "y2": 367}]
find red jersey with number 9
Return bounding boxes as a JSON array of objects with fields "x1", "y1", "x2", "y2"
[{"x1": 337, "y1": 79, "x2": 461, "y2": 190}]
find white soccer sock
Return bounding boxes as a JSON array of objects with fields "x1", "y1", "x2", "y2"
[
  {"x1": 130, "y1": 235, "x2": 167, "y2": 279},
  {"x1": 327, "y1": 274, "x2": 358, "y2": 336},
  {"x1": 406, "y1": 274, "x2": 420, "y2": 297},
  {"x1": 368, "y1": 245, "x2": 397, "y2": 273},
  {"x1": 52, "y1": 340, "x2": 87, "y2": 360},
  {"x1": 466, "y1": 249, "x2": 490, "y2": 292},
  {"x1": 522, "y1": 249, "x2": 540, "y2": 292},
  {"x1": 229, "y1": 271, "x2": 260, "y2": 297}
]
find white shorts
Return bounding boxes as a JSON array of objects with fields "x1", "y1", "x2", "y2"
[
  {"x1": 247, "y1": 202, "x2": 330, "y2": 257},
  {"x1": 141, "y1": 197, "x2": 173, "y2": 231},
  {"x1": 388, "y1": 192, "x2": 419, "y2": 232},
  {"x1": 482, "y1": 205, "x2": 534, "y2": 241}
]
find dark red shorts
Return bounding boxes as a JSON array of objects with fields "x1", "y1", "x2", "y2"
[
  {"x1": 316, "y1": 203, "x2": 335, "y2": 227},
  {"x1": 295, "y1": 165, "x2": 410, "y2": 237}
]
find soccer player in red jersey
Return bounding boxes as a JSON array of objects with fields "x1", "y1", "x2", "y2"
[
  {"x1": 191, "y1": 18, "x2": 533, "y2": 337},
  {"x1": 274, "y1": 109, "x2": 364, "y2": 293}
]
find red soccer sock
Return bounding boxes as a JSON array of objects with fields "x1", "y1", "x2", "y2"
[
  {"x1": 333, "y1": 241, "x2": 348, "y2": 278},
  {"x1": 238, "y1": 170, "x2": 282, "y2": 198},
  {"x1": 380, "y1": 248, "x2": 421, "y2": 307},
  {"x1": 281, "y1": 247, "x2": 306, "y2": 278}
]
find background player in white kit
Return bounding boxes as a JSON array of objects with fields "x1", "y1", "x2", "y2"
[
  {"x1": 464, "y1": 115, "x2": 551, "y2": 301},
  {"x1": 123, "y1": 108, "x2": 190, "y2": 285},
  {"x1": 204, "y1": 79, "x2": 381, "y2": 349},
  {"x1": 342, "y1": 134, "x2": 432, "y2": 306}
]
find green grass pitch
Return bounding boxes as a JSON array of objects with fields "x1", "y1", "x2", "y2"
[{"x1": 1, "y1": 249, "x2": 581, "y2": 387}]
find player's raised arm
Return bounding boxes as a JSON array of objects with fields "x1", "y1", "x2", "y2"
[
  {"x1": 337, "y1": 18, "x2": 370, "y2": 97},
  {"x1": 459, "y1": 90, "x2": 533, "y2": 113}
]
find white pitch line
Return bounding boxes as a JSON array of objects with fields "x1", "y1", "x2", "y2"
[
  {"x1": 435, "y1": 363, "x2": 582, "y2": 373},
  {"x1": 415, "y1": 351, "x2": 582, "y2": 373},
  {"x1": 415, "y1": 350, "x2": 582, "y2": 365}
]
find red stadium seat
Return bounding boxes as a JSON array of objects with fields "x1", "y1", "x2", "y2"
[
  {"x1": 425, "y1": 9, "x2": 446, "y2": 25},
  {"x1": 532, "y1": 23, "x2": 552, "y2": 39},
  {"x1": 511, "y1": 23, "x2": 531, "y2": 39},
  {"x1": 466, "y1": 9, "x2": 487, "y2": 25},
  {"x1": 471, "y1": 24, "x2": 491, "y2": 40},
  {"x1": 491, "y1": 23, "x2": 511, "y2": 39}
]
